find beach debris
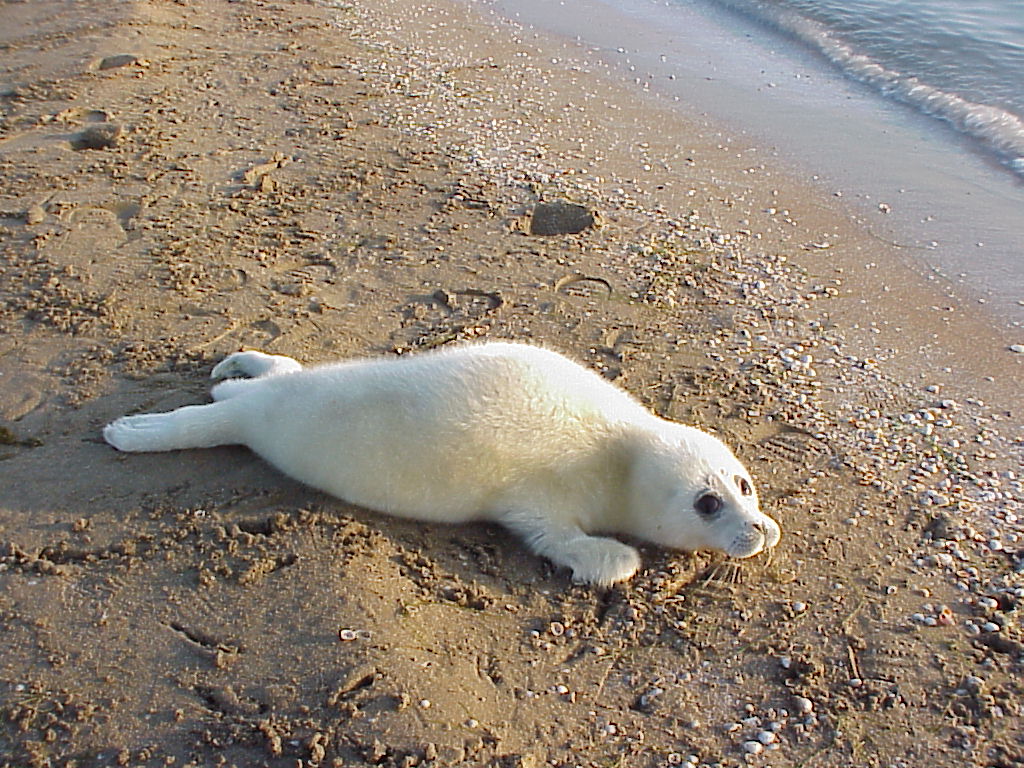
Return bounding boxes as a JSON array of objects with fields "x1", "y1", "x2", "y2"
[
  {"x1": 529, "y1": 199, "x2": 595, "y2": 235},
  {"x1": 430, "y1": 287, "x2": 503, "y2": 313},
  {"x1": 242, "y1": 152, "x2": 288, "y2": 186},
  {"x1": 70, "y1": 123, "x2": 122, "y2": 150},
  {"x1": 1009, "y1": 344, "x2": 1024, "y2": 354}
]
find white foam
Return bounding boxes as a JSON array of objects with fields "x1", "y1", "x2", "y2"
[{"x1": 710, "y1": 0, "x2": 1024, "y2": 177}]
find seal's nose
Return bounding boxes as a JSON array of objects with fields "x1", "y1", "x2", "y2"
[{"x1": 755, "y1": 517, "x2": 782, "y2": 548}]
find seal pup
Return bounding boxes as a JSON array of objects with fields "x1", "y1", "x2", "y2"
[{"x1": 104, "y1": 342, "x2": 780, "y2": 585}]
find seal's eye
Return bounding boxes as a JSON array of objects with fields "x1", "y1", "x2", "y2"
[
  {"x1": 735, "y1": 476, "x2": 753, "y2": 496},
  {"x1": 694, "y1": 493, "x2": 722, "y2": 517}
]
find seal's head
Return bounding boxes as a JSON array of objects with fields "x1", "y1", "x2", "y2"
[{"x1": 627, "y1": 425, "x2": 780, "y2": 558}]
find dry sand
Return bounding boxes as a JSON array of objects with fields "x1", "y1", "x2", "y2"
[{"x1": 0, "y1": 1, "x2": 1021, "y2": 766}]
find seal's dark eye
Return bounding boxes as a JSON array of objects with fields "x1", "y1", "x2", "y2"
[
  {"x1": 735, "y1": 476, "x2": 753, "y2": 496},
  {"x1": 694, "y1": 493, "x2": 722, "y2": 517}
]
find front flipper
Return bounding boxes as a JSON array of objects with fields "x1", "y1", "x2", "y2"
[{"x1": 501, "y1": 513, "x2": 641, "y2": 587}]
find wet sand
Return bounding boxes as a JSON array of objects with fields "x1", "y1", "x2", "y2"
[
  {"x1": 1, "y1": 1, "x2": 1021, "y2": 766},
  {"x1": 489, "y1": 0, "x2": 1024, "y2": 329}
]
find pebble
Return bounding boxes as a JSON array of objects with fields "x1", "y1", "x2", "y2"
[
  {"x1": 743, "y1": 741, "x2": 764, "y2": 755},
  {"x1": 793, "y1": 696, "x2": 813, "y2": 715},
  {"x1": 1010, "y1": 344, "x2": 1024, "y2": 354},
  {"x1": 25, "y1": 204, "x2": 46, "y2": 225},
  {"x1": 98, "y1": 53, "x2": 141, "y2": 70},
  {"x1": 756, "y1": 731, "x2": 777, "y2": 745}
]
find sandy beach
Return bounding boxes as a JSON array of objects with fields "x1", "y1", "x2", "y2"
[{"x1": 1, "y1": 1, "x2": 1021, "y2": 766}]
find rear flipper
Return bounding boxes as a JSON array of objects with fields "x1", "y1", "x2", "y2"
[
  {"x1": 104, "y1": 401, "x2": 242, "y2": 453},
  {"x1": 211, "y1": 350, "x2": 302, "y2": 381}
]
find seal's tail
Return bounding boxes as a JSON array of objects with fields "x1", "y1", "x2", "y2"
[{"x1": 104, "y1": 401, "x2": 241, "y2": 453}]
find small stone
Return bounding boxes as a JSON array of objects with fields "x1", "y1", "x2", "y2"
[
  {"x1": 98, "y1": 54, "x2": 140, "y2": 70},
  {"x1": 964, "y1": 675, "x2": 985, "y2": 691},
  {"x1": 70, "y1": 123, "x2": 122, "y2": 150},
  {"x1": 757, "y1": 731, "x2": 776, "y2": 745},
  {"x1": 25, "y1": 204, "x2": 45, "y2": 225},
  {"x1": 743, "y1": 741, "x2": 764, "y2": 755},
  {"x1": 793, "y1": 696, "x2": 813, "y2": 714},
  {"x1": 1010, "y1": 345, "x2": 1024, "y2": 354}
]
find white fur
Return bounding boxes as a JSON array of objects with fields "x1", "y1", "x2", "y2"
[{"x1": 104, "y1": 342, "x2": 780, "y2": 585}]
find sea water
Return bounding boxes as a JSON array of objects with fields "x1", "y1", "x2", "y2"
[
  {"x1": 704, "y1": 0, "x2": 1024, "y2": 176},
  {"x1": 489, "y1": 0, "x2": 1024, "y2": 326}
]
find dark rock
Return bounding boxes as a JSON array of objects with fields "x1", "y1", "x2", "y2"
[
  {"x1": 98, "y1": 54, "x2": 139, "y2": 70},
  {"x1": 924, "y1": 512, "x2": 954, "y2": 540},
  {"x1": 70, "y1": 123, "x2": 122, "y2": 150},
  {"x1": 529, "y1": 200, "x2": 595, "y2": 236}
]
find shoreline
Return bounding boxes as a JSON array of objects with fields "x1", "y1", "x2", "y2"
[
  {"x1": 1, "y1": 0, "x2": 1021, "y2": 765},
  {"x1": 486, "y1": 0, "x2": 1024, "y2": 332},
  {"x1": 466, "y1": 0, "x2": 1023, "y2": 412}
]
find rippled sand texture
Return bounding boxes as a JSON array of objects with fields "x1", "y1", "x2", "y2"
[{"x1": 0, "y1": 1, "x2": 1021, "y2": 766}]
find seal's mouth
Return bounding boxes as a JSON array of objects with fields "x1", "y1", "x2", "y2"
[{"x1": 726, "y1": 516, "x2": 781, "y2": 558}]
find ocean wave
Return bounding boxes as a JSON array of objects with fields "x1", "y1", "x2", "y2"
[{"x1": 704, "y1": 0, "x2": 1024, "y2": 177}]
